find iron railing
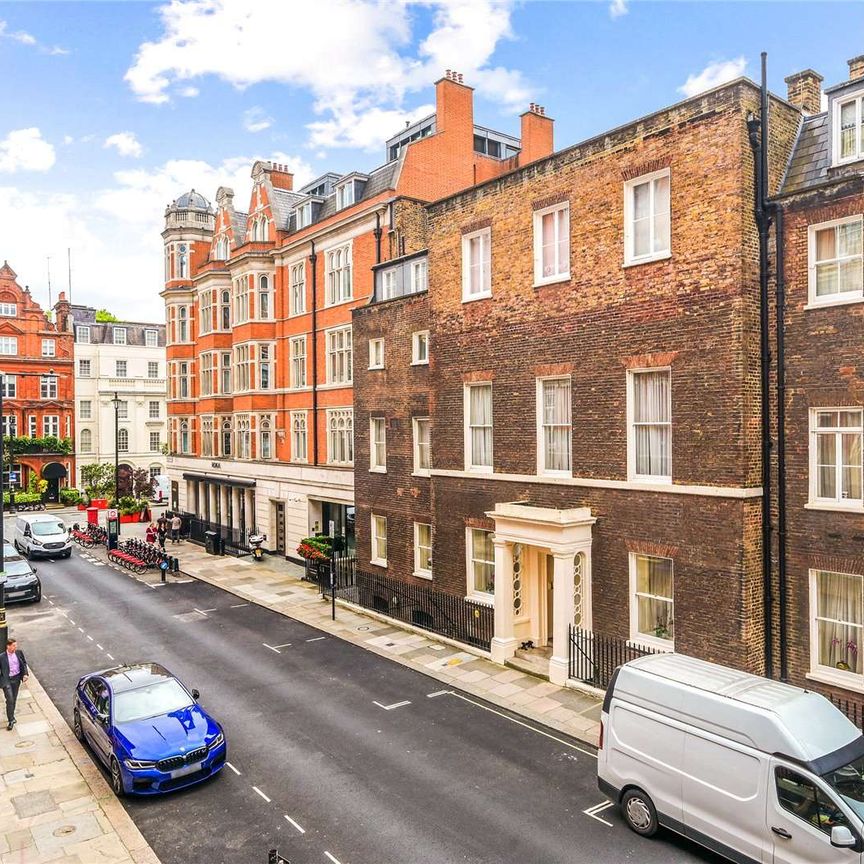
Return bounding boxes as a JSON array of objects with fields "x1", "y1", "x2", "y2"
[
  {"x1": 184, "y1": 513, "x2": 250, "y2": 554},
  {"x1": 568, "y1": 626, "x2": 658, "y2": 689}
]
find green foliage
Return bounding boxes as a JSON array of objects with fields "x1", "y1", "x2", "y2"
[
  {"x1": 95, "y1": 309, "x2": 119, "y2": 323},
  {"x1": 80, "y1": 462, "x2": 115, "y2": 500},
  {"x1": 2, "y1": 491, "x2": 41, "y2": 505},
  {"x1": 132, "y1": 468, "x2": 154, "y2": 499},
  {"x1": 296, "y1": 535, "x2": 333, "y2": 561},
  {"x1": 27, "y1": 474, "x2": 47, "y2": 495},
  {"x1": 3, "y1": 436, "x2": 73, "y2": 457},
  {"x1": 59, "y1": 488, "x2": 82, "y2": 506},
  {"x1": 118, "y1": 495, "x2": 146, "y2": 516}
]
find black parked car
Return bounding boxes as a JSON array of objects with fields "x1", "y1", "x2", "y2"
[{"x1": 2, "y1": 542, "x2": 41, "y2": 603}]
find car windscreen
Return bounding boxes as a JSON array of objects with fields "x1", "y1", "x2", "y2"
[
  {"x1": 823, "y1": 753, "x2": 864, "y2": 821},
  {"x1": 4, "y1": 559, "x2": 33, "y2": 577},
  {"x1": 31, "y1": 521, "x2": 65, "y2": 537},
  {"x1": 114, "y1": 679, "x2": 193, "y2": 723}
]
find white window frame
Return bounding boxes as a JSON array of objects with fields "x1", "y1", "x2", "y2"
[
  {"x1": 627, "y1": 367, "x2": 672, "y2": 484},
  {"x1": 834, "y1": 90, "x2": 864, "y2": 166},
  {"x1": 0, "y1": 302, "x2": 16, "y2": 317},
  {"x1": 0, "y1": 336, "x2": 18, "y2": 355},
  {"x1": 78, "y1": 359, "x2": 91, "y2": 378},
  {"x1": 465, "y1": 527, "x2": 495, "y2": 603},
  {"x1": 325, "y1": 242, "x2": 353, "y2": 307},
  {"x1": 148, "y1": 400, "x2": 160, "y2": 419},
  {"x1": 412, "y1": 417, "x2": 431, "y2": 476},
  {"x1": 461, "y1": 227, "x2": 492, "y2": 302},
  {"x1": 623, "y1": 167, "x2": 671, "y2": 267},
  {"x1": 291, "y1": 411, "x2": 308, "y2": 463},
  {"x1": 411, "y1": 258, "x2": 428, "y2": 293},
  {"x1": 809, "y1": 408, "x2": 864, "y2": 510},
  {"x1": 326, "y1": 408, "x2": 353, "y2": 466},
  {"x1": 289, "y1": 336, "x2": 307, "y2": 389},
  {"x1": 76, "y1": 325, "x2": 90, "y2": 343},
  {"x1": 336, "y1": 182, "x2": 354, "y2": 210},
  {"x1": 79, "y1": 428, "x2": 92, "y2": 453},
  {"x1": 145, "y1": 329, "x2": 158, "y2": 348},
  {"x1": 411, "y1": 331, "x2": 429, "y2": 366},
  {"x1": 807, "y1": 215, "x2": 864, "y2": 308},
  {"x1": 42, "y1": 415, "x2": 60, "y2": 437},
  {"x1": 79, "y1": 400, "x2": 92, "y2": 420},
  {"x1": 290, "y1": 262, "x2": 306, "y2": 316},
  {"x1": 536, "y1": 376, "x2": 572, "y2": 477},
  {"x1": 40, "y1": 375, "x2": 58, "y2": 399},
  {"x1": 464, "y1": 382, "x2": 493, "y2": 473},
  {"x1": 371, "y1": 514, "x2": 388, "y2": 567},
  {"x1": 629, "y1": 552, "x2": 675, "y2": 651},
  {"x1": 0, "y1": 375, "x2": 15, "y2": 398},
  {"x1": 296, "y1": 202, "x2": 312, "y2": 230},
  {"x1": 368, "y1": 338, "x2": 384, "y2": 370},
  {"x1": 809, "y1": 568, "x2": 864, "y2": 689},
  {"x1": 326, "y1": 325, "x2": 352, "y2": 385},
  {"x1": 148, "y1": 361, "x2": 159, "y2": 379},
  {"x1": 115, "y1": 359, "x2": 127, "y2": 378},
  {"x1": 533, "y1": 202, "x2": 570, "y2": 286},
  {"x1": 113, "y1": 327, "x2": 127, "y2": 345},
  {"x1": 369, "y1": 416, "x2": 386, "y2": 473},
  {"x1": 381, "y1": 268, "x2": 398, "y2": 300},
  {"x1": 41, "y1": 338, "x2": 55, "y2": 358},
  {"x1": 149, "y1": 431, "x2": 161, "y2": 452},
  {"x1": 414, "y1": 522, "x2": 433, "y2": 579}
]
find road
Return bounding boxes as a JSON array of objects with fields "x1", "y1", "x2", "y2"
[{"x1": 5, "y1": 544, "x2": 722, "y2": 864}]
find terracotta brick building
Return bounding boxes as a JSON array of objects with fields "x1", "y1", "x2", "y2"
[
  {"x1": 0, "y1": 263, "x2": 75, "y2": 500},
  {"x1": 163, "y1": 72, "x2": 553, "y2": 557},
  {"x1": 353, "y1": 77, "x2": 804, "y2": 685}
]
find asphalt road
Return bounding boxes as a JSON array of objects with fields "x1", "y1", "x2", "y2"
[{"x1": 5, "y1": 545, "x2": 723, "y2": 864}]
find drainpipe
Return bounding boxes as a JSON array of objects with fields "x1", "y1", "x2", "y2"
[
  {"x1": 747, "y1": 51, "x2": 774, "y2": 679},
  {"x1": 774, "y1": 203, "x2": 788, "y2": 681},
  {"x1": 373, "y1": 211, "x2": 382, "y2": 264},
  {"x1": 309, "y1": 241, "x2": 319, "y2": 466}
]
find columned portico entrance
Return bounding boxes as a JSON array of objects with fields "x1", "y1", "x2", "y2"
[{"x1": 488, "y1": 502, "x2": 594, "y2": 686}]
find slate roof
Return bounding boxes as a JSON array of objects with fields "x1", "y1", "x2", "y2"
[
  {"x1": 270, "y1": 188, "x2": 304, "y2": 230},
  {"x1": 230, "y1": 210, "x2": 248, "y2": 248}
]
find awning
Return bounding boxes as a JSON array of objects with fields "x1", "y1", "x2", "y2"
[
  {"x1": 41, "y1": 462, "x2": 68, "y2": 480},
  {"x1": 182, "y1": 472, "x2": 255, "y2": 488}
]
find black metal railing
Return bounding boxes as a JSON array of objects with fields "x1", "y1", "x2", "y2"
[
  {"x1": 830, "y1": 695, "x2": 864, "y2": 730},
  {"x1": 568, "y1": 626, "x2": 658, "y2": 689},
  {"x1": 184, "y1": 514, "x2": 250, "y2": 554}
]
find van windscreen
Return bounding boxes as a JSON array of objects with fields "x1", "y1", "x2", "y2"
[
  {"x1": 32, "y1": 522, "x2": 65, "y2": 537},
  {"x1": 824, "y1": 754, "x2": 864, "y2": 820}
]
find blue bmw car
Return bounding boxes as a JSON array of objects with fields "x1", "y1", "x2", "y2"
[{"x1": 73, "y1": 663, "x2": 226, "y2": 796}]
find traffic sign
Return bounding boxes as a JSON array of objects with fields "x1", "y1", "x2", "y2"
[{"x1": 107, "y1": 509, "x2": 119, "y2": 520}]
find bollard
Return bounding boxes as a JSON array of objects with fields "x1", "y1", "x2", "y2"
[
  {"x1": 159, "y1": 557, "x2": 169, "y2": 583},
  {"x1": 172, "y1": 556, "x2": 179, "y2": 573}
]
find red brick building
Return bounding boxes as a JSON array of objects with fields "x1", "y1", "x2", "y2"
[{"x1": 0, "y1": 263, "x2": 75, "y2": 500}]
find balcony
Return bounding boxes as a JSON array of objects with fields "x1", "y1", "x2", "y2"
[{"x1": 101, "y1": 377, "x2": 167, "y2": 391}]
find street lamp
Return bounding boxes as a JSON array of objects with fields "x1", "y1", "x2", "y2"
[{"x1": 111, "y1": 391, "x2": 121, "y2": 502}]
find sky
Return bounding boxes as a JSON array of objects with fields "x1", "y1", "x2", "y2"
[{"x1": 0, "y1": 0, "x2": 861, "y2": 322}]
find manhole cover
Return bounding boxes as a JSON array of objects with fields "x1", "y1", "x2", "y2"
[
  {"x1": 14, "y1": 741, "x2": 34, "y2": 750},
  {"x1": 357, "y1": 625, "x2": 370, "y2": 631},
  {"x1": 52, "y1": 826, "x2": 76, "y2": 838}
]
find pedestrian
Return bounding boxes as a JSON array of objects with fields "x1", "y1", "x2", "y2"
[
  {"x1": 170, "y1": 513, "x2": 181, "y2": 544},
  {"x1": 1, "y1": 638, "x2": 28, "y2": 731},
  {"x1": 157, "y1": 522, "x2": 167, "y2": 551},
  {"x1": 145, "y1": 522, "x2": 157, "y2": 545},
  {"x1": 157, "y1": 513, "x2": 168, "y2": 535}
]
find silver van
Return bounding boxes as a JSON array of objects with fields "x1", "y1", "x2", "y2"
[
  {"x1": 598, "y1": 653, "x2": 864, "y2": 863},
  {"x1": 14, "y1": 514, "x2": 72, "y2": 559}
]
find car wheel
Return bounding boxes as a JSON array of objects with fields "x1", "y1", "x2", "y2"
[
  {"x1": 73, "y1": 709, "x2": 84, "y2": 741},
  {"x1": 32, "y1": 588, "x2": 41, "y2": 603},
  {"x1": 63, "y1": 551, "x2": 71, "y2": 559},
  {"x1": 110, "y1": 758, "x2": 125, "y2": 797},
  {"x1": 621, "y1": 788, "x2": 658, "y2": 837}
]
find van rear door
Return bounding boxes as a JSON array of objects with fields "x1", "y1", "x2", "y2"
[{"x1": 768, "y1": 759, "x2": 861, "y2": 863}]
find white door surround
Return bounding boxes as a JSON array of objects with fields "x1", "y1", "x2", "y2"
[{"x1": 487, "y1": 501, "x2": 594, "y2": 685}]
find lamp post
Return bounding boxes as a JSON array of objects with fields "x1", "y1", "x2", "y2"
[
  {"x1": 111, "y1": 392, "x2": 121, "y2": 502},
  {"x1": 0, "y1": 372, "x2": 6, "y2": 646}
]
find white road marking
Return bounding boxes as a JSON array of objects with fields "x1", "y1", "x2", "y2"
[
  {"x1": 306, "y1": 636, "x2": 326, "y2": 642},
  {"x1": 225, "y1": 761, "x2": 241, "y2": 776},
  {"x1": 96, "y1": 645, "x2": 103, "y2": 651},
  {"x1": 194, "y1": 608, "x2": 217, "y2": 614},
  {"x1": 448, "y1": 692, "x2": 597, "y2": 758},
  {"x1": 230, "y1": 602, "x2": 249, "y2": 608},
  {"x1": 48, "y1": 599, "x2": 54, "y2": 605},
  {"x1": 283, "y1": 814, "x2": 306, "y2": 834},
  {"x1": 86, "y1": 635, "x2": 93, "y2": 641},
  {"x1": 252, "y1": 786, "x2": 271, "y2": 803},
  {"x1": 324, "y1": 852, "x2": 343, "y2": 864},
  {"x1": 583, "y1": 800, "x2": 615, "y2": 827},
  {"x1": 272, "y1": 642, "x2": 292, "y2": 649},
  {"x1": 106, "y1": 653, "x2": 114, "y2": 660},
  {"x1": 262, "y1": 643, "x2": 282, "y2": 654},
  {"x1": 69, "y1": 620, "x2": 75, "y2": 625},
  {"x1": 373, "y1": 700, "x2": 412, "y2": 711},
  {"x1": 77, "y1": 627, "x2": 84, "y2": 633},
  {"x1": 427, "y1": 690, "x2": 451, "y2": 698}
]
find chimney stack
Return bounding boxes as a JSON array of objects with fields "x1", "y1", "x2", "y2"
[
  {"x1": 435, "y1": 69, "x2": 473, "y2": 136},
  {"x1": 784, "y1": 69, "x2": 824, "y2": 116},
  {"x1": 520, "y1": 103, "x2": 554, "y2": 165},
  {"x1": 849, "y1": 55, "x2": 864, "y2": 81},
  {"x1": 269, "y1": 161, "x2": 294, "y2": 191}
]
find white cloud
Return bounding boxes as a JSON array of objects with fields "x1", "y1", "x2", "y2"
[
  {"x1": 125, "y1": 0, "x2": 534, "y2": 148},
  {"x1": 0, "y1": 128, "x2": 56, "y2": 173},
  {"x1": 104, "y1": 131, "x2": 144, "y2": 158},
  {"x1": 242, "y1": 107, "x2": 273, "y2": 133},
  {"x1": 609, "y1": 0, "x2": 628, "y2": 18},
  {"x1": 0, "y1": 19, "x2": 67, "y2": 54},
  {"x1": 178, "y1": 85, "x2": 199, "y2": 98},
  {"x1": 308, "y1": 103, "x2": 433, "y2": 152},
  {"x1": 678, "y1": 57, "x2": 748, "y2": 98}
]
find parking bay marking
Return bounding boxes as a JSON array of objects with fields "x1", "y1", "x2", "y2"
[
  {"x1": 324, "y1": 853, "x2": 343, "y2": 864},
  {"x1": 373, "y1": 700, "x2": 412, "y2": 711},
  {"x1": 583, "y1": 800, "x2": 615, "y2": 827},
  {"x1": 306, "y1": 636, "x2": 326, "y2": 642},
  {"x1": 283, "y1": 814, "x2": 305, "y2": 834},
  {"x1": 252, "y1": 785, "x2": 271, "y2": 803},
  {"x1": 225, "y1": 761, "x2": 241, "y2": 776}
]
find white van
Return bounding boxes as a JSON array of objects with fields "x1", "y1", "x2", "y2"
[
  {"x1": 152, "y1": 474, "x2": 170, "y2": 504},
  {"x1": 14, "y1": 514, "x2": 72, "y2": 559},
  {"x1": 598, "y1": 653, "x2": 864, "y2": 863}
]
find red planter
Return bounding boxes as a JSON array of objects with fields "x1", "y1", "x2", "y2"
[
  {"x1": 90, "y1": 499, "x2": 109, "y2": 509},
  {"x1": 119, "y1": 513, "x2": 143, "y2": 524}
]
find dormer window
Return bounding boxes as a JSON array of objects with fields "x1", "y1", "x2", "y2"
[
  {"x1": 835, "y1": 91, "x2": 864, "y2": 164},
  {"x1": 297, "y1": 203, "x2": 312, "y2": 229},
  {"x1": 214, "y1": 236, "x2": 229, "y2": 260},
  {"x1": 336, "y1": 182, "x2": 354, "y2": 210}
]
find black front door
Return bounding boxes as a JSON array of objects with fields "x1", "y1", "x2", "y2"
[{"x1": 46, "y1": 477, "x2": 59, "y2": 502}]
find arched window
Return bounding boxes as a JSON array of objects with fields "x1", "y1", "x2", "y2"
[
  {"x1": 258, "y1": 274, "x2": 270, "y2": 319},
  {"x1": 179, "y1": 306, "x2": 188, "y2": 341},
  {"x1": 180, "y1": 420, "x2": 190, "y2": 454},
  {"x1": 221, "y1": 290, "x2": 231, "y2": 330},
  {"x1": 259, "y1": 417, "x2": 272, "y2": 460},
  {"x1": 80, "y1": 428, "x2": 92, "y2": 453},
  {"x1": 221, "y1": 419, "x2": 232, "y2": 456},
  {"x1": 117, "y1": 428, "x2": 129, "y2": 453},
  {"x1": 178, "y1": 243, "x2": 188, "y2": 278},
  {"x1": 251, "y1": 220, "x2": 259, "y2": 242}
]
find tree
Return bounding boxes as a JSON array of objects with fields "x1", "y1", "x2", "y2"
[
  {"x1": 132, "y1": 468, "x2": 154, "y2": 499},
  {"x1": 95, "y1": 309, "x2": 119, "y2": 323},
  {"x1": 80, "y1": 462, "x2": 115, "y2": 500}
]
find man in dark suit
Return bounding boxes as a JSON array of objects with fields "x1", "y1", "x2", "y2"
[{"x1": 0, "y1": 638, "x2": 28, "y2": 730}]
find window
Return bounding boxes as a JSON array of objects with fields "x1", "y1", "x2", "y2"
[
  {"x1": 78, "y1": 359, "x2": 91, "y2": 377},
  {"x1": 296, "y1": 202, "x2": 312, "y2": 229},
  {"x1": 414, "y1": 523, "x2": 432, "y2": 578},
  {"x1": 809, "y1": 216, "x2": 863, "y2": 305},
  {"x1": 201, "y1": 417, "x2": 214, "y2": 457},
  {"x1": 259, "y1": 417, "x2": 272, "y2": 460},
  {"x1": 178, "y1": 306, "x2": 189, "y2": 341},
  {"x1": 290, "y1": 262, "x2": 306, "y2": 315},
  {"x1": 835, "y1": 93, "x2": 864, "y2": 164},
  {"x1": 117, "y1": 428, "x2": 129, "y2": 452},
  {"x1": 199, "y1": 353, "x2": 213, "y2": 397},
  {"x1": 291, "y1": 412, "x2": 307, "y2": 463},
  {"x1": 811, "y1": 569, "x2": 864, "y2": 681},
  {"x1": 628, "y1": 369, "x2": 671, "y2": 482},
  {"x1": 145, "y1": 329, "x2": 158, "y2": 348},
  {"x1": 624, "y1": 168, "x2": 671, "y2": 265},
  {"x1": 76, "y1": 325, "x2": 90, "y2": 343},
  {"x1": 381, "y1": 268, "x2": 398, "y2": 300},
  {"x1": 371, "y1": 515, "x2": 387, "y2": 566},
  {"x1": 116, "y1": 400, "x2": 128, "y2": 419},
  {"x1": 40, "y1": 375, "x2": 57, "y2": 399},
  {"x1": 215, "y1": 236, "x2": 229, "y2": 260},
  {"x1": 0, "y1": 337, "x2": 18, "y2": 355},
  {"x1": 79, "y1": 400, "x2": 91, "y2": 420},
  {"x1": 0, "y1": 302, "x2": 16, "y2": 317},
  {"x1": 28, "y1": 415, "x2": 35, "y2": 437},
  {"x1": 41, "y1": 338, "x2": 55, "y2": 357},
  {"x1": 115, "y1": 360, "x2": 127, "y2": 377},
  {"x1": 177, "y1": 243, "x2": 188, "y2": 279},
  {"x1": 368, "y1": 338, "x2": 384, "y2": 370},
  {"x1": 221, "y1": 418, "x2": 232, "y2": 456},
  {"x1": 336, "y1": 182, "x2": 354, "y2": 210},
  {"x1": 533, "y1": 203, "x2": 570, "y2": 284},
  {"x1": 220, "y1": 352, "x2": 232, "y2": 394},
  {"x1": 326, "y1": 244, "x2": 352, "y2": 305},
  {"x1": 289, "y1": 337, "x2": 307, "y2": 389},
  {"x1": 462, "y1": 228, "x2": 491, "y2": 301},
  {"x1": 370, "y1": 416, "x2": 386, "y2": 472},
  {"x1": 630, "y1": 554, "x2": 674, "y2": 648},
  {"x1": 775, "y1": 766, "x2": 850, "y2": 836},
  {"x1": 259, "y1": 344, "x2": 272, "y2": 390},
  {"x1": 148, "y1": 401, "x2": 160, "y2": 419},
  {"x1": 113, "y1": 327, "x2": 127, "y2": 345},
  {"x1": 79, "y1": 428, "x2": 92, "y2": 453},
  {"x1": 812, "y1": 409, "x2": 863, "y2": 505},
  {"x1": 149, "y1": 465, "x2": 161, "y2": 480},
  {"x1": 538, "y1": 377, "x2": 572, "y2": 474},
  {"x1": 149, "y1": 431, "x2": 160, "y2": 452},
  {"x1": 258, "y1": 275, "x2": 271, "y2": 320},
  {"x1": 220, "y1": 290, "x2": 231, "y2": 330},
  {"x1": 411, "y1": 258, "x2": 428, "y2": 293},
  {"x1": 148, "y1": 361, "x2": 159, "y2": 379},
  {"x1": 468, "y1": 528, "x2": 495, "y2": 598},
  {"x1": 179, "y1": 420, "x2": 190, "y2": 454},
  {"x1": 235, "y1": 345, "x2": 251, "y2": 392},
  {"x1": 326, "y1": 326, "x2": 353, "y2": 385},
  {"x1": 411, "y1": 331, "x2": 429, "y2": 365},
  {"x1": 465, "y1": 383, "x2": 493, "y2": 471},
  {"x1": 236, "y1": 415, "x2": 252, "y2": 459},
  {"x1": 42, "y1": 415, "x2": 59, "y2": 437},
  {"x1": 0, "y1": 375, "x2": 15, "y2": 398},
  {"x1": 177, "y1": 361, "x2": 190, "y2": 399},
  {"x1": 234, "y1": 277, "x2": 251, "y2": 323},
  {"x1": 327, "y1": 408, "x2": 353, "y2": 465},
  {"x1": 1, "y1": 415, "x2": 17, "y2": 437},
  {"x1": 413, "y1": 417, "x2": 431, "y2": 475}
]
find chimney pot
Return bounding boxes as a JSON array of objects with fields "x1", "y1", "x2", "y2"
[
  {"x1": 458, "y1": 73, "x2": 463, "y2": 83},
  {"x1": 445, "y1": 69, "x2": 451, "y2": 79},
  {"x1": 784, "y1": 68, "x2": 824, "y2": 116},
  {"x1": 850, "y1": 55, "x2": 864, "y2": 81}
]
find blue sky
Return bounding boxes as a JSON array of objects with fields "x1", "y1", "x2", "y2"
[{"x1": 0, "y1": 0, "x2": 861, "y2": 320}]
